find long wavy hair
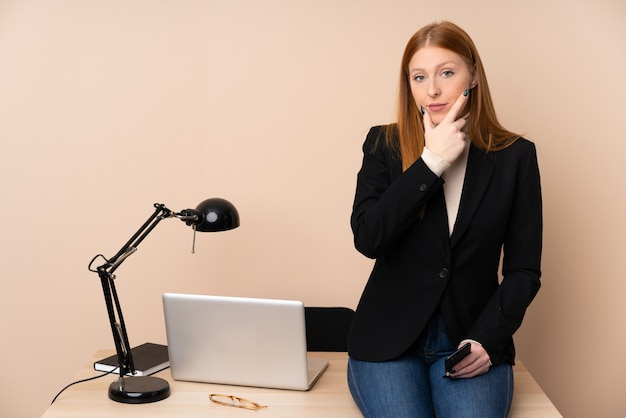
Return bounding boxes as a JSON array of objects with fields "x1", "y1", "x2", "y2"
[{"x1": 383, "y1": 21, "x2": 519, "y2": 171}]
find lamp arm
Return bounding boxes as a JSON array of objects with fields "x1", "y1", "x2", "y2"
[
  {"x1": 106, "y1": 203, "x2": 172, "y2": 274},
  {"x1": 97, "y1": 269, "x2": 133, "y2": 378},
  {"x1": 93, "y1": 203, "x2": 174, "y2": 380}
]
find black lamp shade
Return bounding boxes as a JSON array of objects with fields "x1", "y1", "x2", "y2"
[{"x1": 194, "y1": 198, "x2": 240, "y2": 232}]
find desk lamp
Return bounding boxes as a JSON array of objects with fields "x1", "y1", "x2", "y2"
[{"x1": 88, "y1": 198, "x2": 240, "y2": 403}]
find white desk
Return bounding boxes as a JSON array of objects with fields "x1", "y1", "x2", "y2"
[{"x1": 41, "y1": 351, "x2": 561, "y2": 417}]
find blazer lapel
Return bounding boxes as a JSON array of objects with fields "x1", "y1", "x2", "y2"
[{"x1": 450, "y1": 145, "x2": 494, "y2": 248}]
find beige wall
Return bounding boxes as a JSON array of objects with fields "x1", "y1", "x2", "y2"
[{"x1": 1, "y1": 1, "x2": 624, "y2": 417}]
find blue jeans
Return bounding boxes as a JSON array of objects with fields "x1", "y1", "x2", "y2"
[{"x1": 347, "y1": 313, "x2": 513, "y2": 418}]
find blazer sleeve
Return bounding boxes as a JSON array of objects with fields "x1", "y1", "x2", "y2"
[
  {"x1": 351, "y1": 126, "x2": 444, "y2": 259},
  {"x1": 466, "y1": 141, "x2": 543, "y2": 364}
]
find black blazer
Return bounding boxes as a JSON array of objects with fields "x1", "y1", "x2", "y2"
[{"x1": 348, "y1": 125, "x2": 542, "y2": 366}]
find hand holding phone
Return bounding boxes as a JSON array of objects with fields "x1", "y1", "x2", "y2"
[{"x1": 444, "y1": 342, "x2": 471, "y2": 378}]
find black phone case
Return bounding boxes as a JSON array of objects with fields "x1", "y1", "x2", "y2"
[{"x1": 444, "y1": 342, "x2": 471, "y2": 376}]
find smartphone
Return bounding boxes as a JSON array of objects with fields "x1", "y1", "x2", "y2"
[{"x1": 444, "y1": 342, "x2": 471, "y2": 377}]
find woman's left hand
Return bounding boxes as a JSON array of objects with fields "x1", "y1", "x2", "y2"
[{"x1": 448, "y1": 340, "x2": 492, "y2": 379}]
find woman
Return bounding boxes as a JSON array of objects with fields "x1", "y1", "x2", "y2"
[{"x1": 347, "y1": 21, "x2": 542, "y2": 417}]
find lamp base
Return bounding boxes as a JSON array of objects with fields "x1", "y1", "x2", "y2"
[{"x1": 108, "y1": 376, "x2": 170, "y2": 404}]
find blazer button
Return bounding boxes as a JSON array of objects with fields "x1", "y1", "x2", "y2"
[
  {"x1": 419, "y1": 184, "x2": 427, "y2": 192},
  {"x1": 439, "y1": 268, "x2": 449, "y2": 279}
]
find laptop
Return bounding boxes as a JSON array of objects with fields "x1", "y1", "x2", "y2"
[{"x1": 162, "y1": 293, "x2": 329, "y2": 391}]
